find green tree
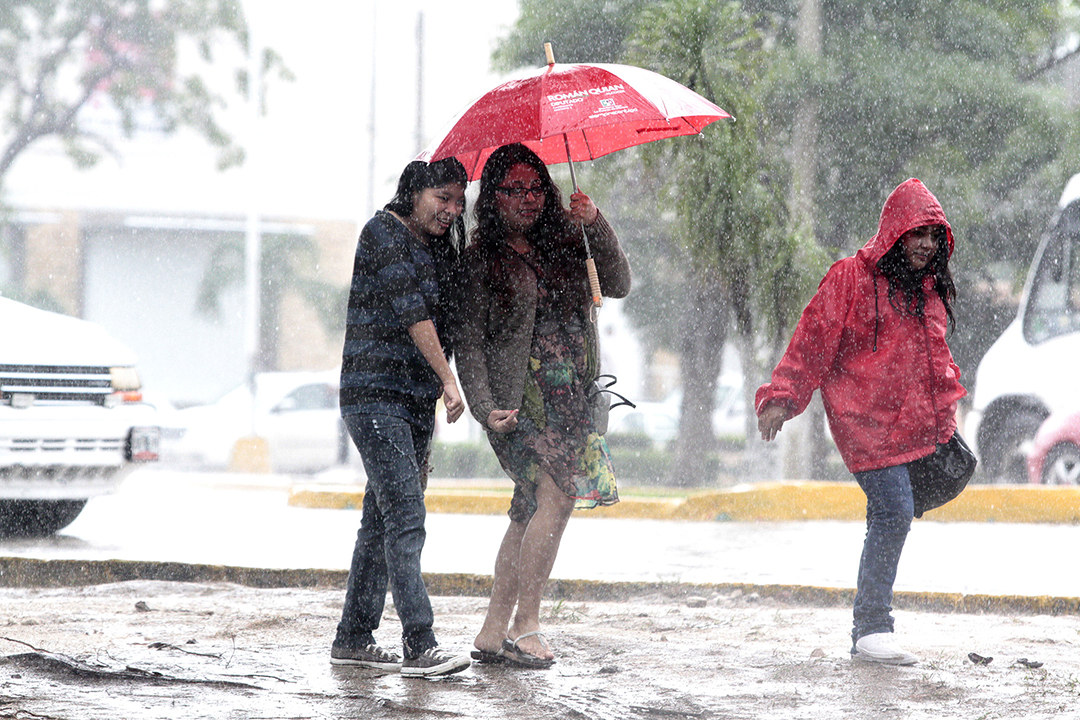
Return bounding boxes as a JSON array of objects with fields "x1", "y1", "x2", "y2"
[
  {"x1": 766, "y1": 0, "x2": 1079, "y2": 374},
  {"x1": 0, "y1": 0, "x2": 298, "y2": 335},
  {"x1": 497, "y1": 0, "x2": 821, "y2": 485},
  {"x1": 494, "y1": 0, "x2": 1080, "y2": 483},
  {"x1": 624, "y1": 0, "x2": 822, "y2": 485},
  {"x1": 0, "y1": 0, "x2": 290, "y2": 189},
  {"x1": 492, "y1": 0, "x2": 654, "y2": 68}
]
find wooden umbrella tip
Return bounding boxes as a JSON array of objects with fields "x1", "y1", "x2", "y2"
[{"x1": 544, "y1": 42, "x2": 555, "y2": 65}]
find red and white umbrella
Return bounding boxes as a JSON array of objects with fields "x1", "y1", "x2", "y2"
[{"x1": 419, "y1": 44, "x2": 733, "y2": 304}]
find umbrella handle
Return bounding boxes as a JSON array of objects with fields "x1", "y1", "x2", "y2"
[
  {"x1": 586, "y1": 256, "x2": 603, "y2": 308},
  {"x1": 562, "y1": 132, "x2": 602, "y2": 308}
]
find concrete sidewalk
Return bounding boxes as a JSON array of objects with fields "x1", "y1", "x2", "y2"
[{"x1": 4, "y1": 469, "x2": 1076, "y2": 617}]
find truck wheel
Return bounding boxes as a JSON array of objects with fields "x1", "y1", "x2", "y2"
[
  {"x1": 0, "y1": 500, "x2": 89, "y2": 537},
  {"x1": 1040, "y1": 443, "x2": 1080, "y2": 485},
  {"x1": 981, "y1": 410, "x2": 1046, "y2": 484}
]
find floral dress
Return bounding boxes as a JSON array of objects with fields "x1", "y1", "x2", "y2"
[{"x1": 488, "y1": 263, "x2": 619, "y2": 522}]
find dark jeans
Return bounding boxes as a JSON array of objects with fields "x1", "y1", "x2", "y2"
[
  {"x1": 851, "y1": 463, "x2": 914, "y2": 648},
  {"x1": 334, "y1": 404, "x2": 437, "y2": 659}
]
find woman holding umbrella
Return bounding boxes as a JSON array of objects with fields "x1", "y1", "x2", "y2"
[
  {"x1": 455, "y1": 143, "x2": 631, "y2": 668},
  {"x1": 330, "y1": 157, "x2": 472, "y2": 677}
]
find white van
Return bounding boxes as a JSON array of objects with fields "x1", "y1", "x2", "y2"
[
  {"x1": 966, "y1": 173, "x2": 1080, "y2": 481},
  {"x1": 0, "y1": 297, "x2": 160, "y2": 535}
]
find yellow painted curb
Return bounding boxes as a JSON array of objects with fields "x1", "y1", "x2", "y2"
[
  {"x1": 676, "y1": 482, "x2": 866, "y2": 522},
  {"x1": 288, "y1": 485, "x2": 686, "y2": 519},
  {"x1": 287, "y1": 481, "x2": 1080, "y2": 524},
  {"x1": 673, "y1": 482, "x2": 1080, "y2": 523},
  {"x1": 922, "y1": 485, "x2": 1080, "y2": 523},
  {"x1": 2, "y1": 557, "x2": 1076, "y2": 616}
]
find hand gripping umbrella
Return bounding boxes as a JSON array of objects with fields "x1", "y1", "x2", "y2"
[{"x1": 419, "y1": 43, "x2": 732, "y2": 307}]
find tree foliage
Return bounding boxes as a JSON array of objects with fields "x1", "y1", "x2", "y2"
[
  {"x1": 623, "y1": 0, "x2": 824, "y2": 483},
  {"x1": 491, "y1": 0, "x2": 654, "y2": 68},
  {"x1": 497, "y1": 0, "x2": 822, "y2": 484},
  {"x1": 0, "y1": 0, "x2": 287, "y2": 190},
  {"x1": 495, "y1": 0, "x2": 1080, "y2": 483},
  {"x1": 779, "y1": 0, "x2": 1074, "y2": 262},
  {"x1": 759, "y1": 0, "x2": 1079, "y2": 386}
]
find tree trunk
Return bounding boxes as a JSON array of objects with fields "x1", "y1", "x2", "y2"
[
  {"x1": 670, "y1": 268, "x2": 728, "y2": 487},
  {"x1": 784, "y1": 0, "x2": 828, "y2": 481}
]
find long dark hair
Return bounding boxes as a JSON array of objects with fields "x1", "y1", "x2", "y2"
[
  {"x1": 385, "y1": 158, "x2": 468, "y2": 253},
  {"x1": 876, "y1": 224, "x2": 956, "y2": 329},
  {"x1": 471, "y1": 143, "x2": 578, "y2": 258}
]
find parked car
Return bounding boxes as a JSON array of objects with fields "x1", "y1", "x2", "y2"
[
  {"x1": 606, "y1": 399, "x2": 679, "y2": 449},
  {"x1": 0, "y1": 297, "x2": 160, "y2": 536},
  {"x1": 662, "y1": 376, "x2": 748, "y2": 442},
  {"x1": 160, "y1": 370, "x2": 355, "y2": 474},
  {"x1": 1026, "y1": 410, "x2": 1080, "y2": 484},
  {"x1": 966, "y1": 172, "x2": 1080, "y2": 482}
]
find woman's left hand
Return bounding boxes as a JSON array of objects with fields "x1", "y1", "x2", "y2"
[
  {"x1": 442, "y1": 382, "x2": 464, "y2": 423},
  {"x1": 569, "y1": 192, "x2": 598, "y2": 227}
]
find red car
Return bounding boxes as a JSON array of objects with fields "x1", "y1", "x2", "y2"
[{"x1": 1026, "y1": 410, "x2": 1080, "y2": 484}]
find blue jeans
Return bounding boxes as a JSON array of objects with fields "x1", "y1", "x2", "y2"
[
  {"x1": 334, "y1": 405, "x2": 437, "y2": 659},
  {"x1": 851, "y1": 463, "x2": 914, "y2": 648}
]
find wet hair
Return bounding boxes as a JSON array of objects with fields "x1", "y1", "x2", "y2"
[
  {"x1": 876, "y1": 224, "x2": 956, "y2": 329},
  {"x1": 385, "y1": 158, "x2": 468, "y2": 252},
  {"x1": 470, "y1": 143, "x2": 577, "y2": 257}
]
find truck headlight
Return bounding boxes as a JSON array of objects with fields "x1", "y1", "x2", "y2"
[{"x1": 109, "y1": 366, "x2": 143, "y2": 404}]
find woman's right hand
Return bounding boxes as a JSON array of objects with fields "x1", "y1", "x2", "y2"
[
  {"x1": 487, "y1": 408, "x2": 519, "y2": 433},
  {"x1": 758, "y1": 403, "x2": 788, "y2": 442}
]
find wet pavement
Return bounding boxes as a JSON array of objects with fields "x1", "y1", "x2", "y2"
[
  {"x1": 2, "y1": 579, "x2": 1079, "y2": 720},
  {"x1": 2, "y1": 469, "x2": 1080, "y2": 719}
]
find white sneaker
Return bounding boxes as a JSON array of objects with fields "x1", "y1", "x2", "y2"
[{"x1": 854, "y1": 633, "x2": 919, "y2": 665}]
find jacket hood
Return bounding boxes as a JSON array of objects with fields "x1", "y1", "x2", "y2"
[{"x1": 857, "y1": 178, "x2": 954, "y2": 267}]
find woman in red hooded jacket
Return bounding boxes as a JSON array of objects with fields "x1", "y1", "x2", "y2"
[{"x1": 756, "y1": 178, "x2": 966, "y2": 665}]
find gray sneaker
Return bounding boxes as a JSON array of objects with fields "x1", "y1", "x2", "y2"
[
  {"x1": 401, "y1": 647, "x2": 472, "y2": 677},
  {"x1": 330, "y1": 643, "x2": 402, "y2": 671}
]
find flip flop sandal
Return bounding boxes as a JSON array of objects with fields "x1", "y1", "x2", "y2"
[
  {"x1": 498, "y1": 631, "x2": 555, "y2": 669},
  {"x1": 469, "y1": 649, "x2": 507, "y2": 664}
]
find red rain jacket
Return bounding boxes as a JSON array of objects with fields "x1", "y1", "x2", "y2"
[{"x1": 755, "y1": 178, "x2": 966, "y2": 473}]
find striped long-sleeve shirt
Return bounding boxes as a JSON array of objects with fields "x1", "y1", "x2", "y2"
[{"x1": 339, "y1": 210, "x2": 457, "y2": 415}]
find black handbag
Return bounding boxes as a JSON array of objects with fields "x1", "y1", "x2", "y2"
[
  {"x1": 587, "y1": 374, "x2": 635, "y2": 435},
  {"x1": 907, "y1": 431, "x2": 977, "y2": 518}
]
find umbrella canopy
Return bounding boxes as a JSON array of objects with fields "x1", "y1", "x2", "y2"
[{"x1": 418, "y1": 60, "x2": 732, "y2": 181}]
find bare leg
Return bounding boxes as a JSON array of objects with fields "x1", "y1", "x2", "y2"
[
  {"x1": 507, "y1": 470, "x2": 574, "y2": 660},
  {"x1": 473, "y1": 519, "x2": 526, "y2": 654}
]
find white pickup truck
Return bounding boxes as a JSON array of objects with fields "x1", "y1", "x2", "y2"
[{"x1": 0, "y1": 297, "x2": 160, "y2": 536}]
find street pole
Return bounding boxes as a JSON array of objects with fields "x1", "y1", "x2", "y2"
[
  {"x1": 235, "y1": 19, "x2": 270, "y2": 472},
  {"x1": 366, "y1": 1, "x2": 377, "y2": 219},
  {"x1": 414, "y1": 11, "x2": 424, "y2": 156},
  {"x1": 244, "y1": 27, "x2": 262, "y2": 380}
]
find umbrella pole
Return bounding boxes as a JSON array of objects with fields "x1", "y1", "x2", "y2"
[{"x1": 564, "y1": 134, "x2": 603, "y2": 308}]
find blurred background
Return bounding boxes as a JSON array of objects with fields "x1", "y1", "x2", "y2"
[{"x1": 2, "y1": 0, "x2": 1079, "y2": 488}]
